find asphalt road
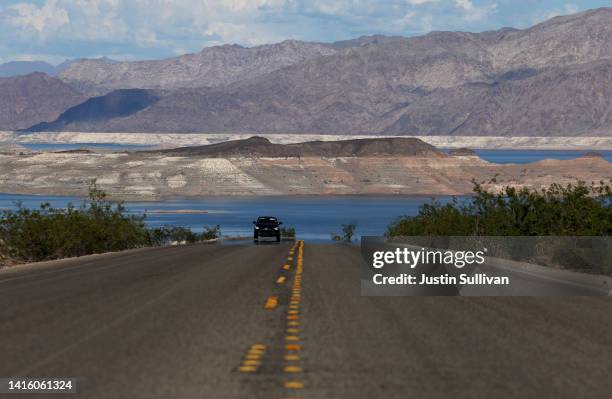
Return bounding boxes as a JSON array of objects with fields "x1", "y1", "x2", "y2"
[{"x1": 1, "y1": 242, "x2": 611, "y2": 399}]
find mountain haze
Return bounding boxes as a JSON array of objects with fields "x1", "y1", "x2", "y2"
[
  {"x1": 0, "y1": 60, "x2": 78, "y2": 78},
  {"x1": 0, "y1": 61, "x2": 57, "y2": 78}
]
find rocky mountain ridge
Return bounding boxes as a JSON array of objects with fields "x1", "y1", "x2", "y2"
[
  {"x1": 59, "y1": 41, "x2": 337, "y2": 95},
  {"x1": 5, "y1": 8, "x2": 612, "y2": 136}
]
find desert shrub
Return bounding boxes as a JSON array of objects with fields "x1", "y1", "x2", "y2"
[
  {"x1": 387, "y1": 181, "x2": 612, "y2": 237},
  {"x1": 0, "y1": 183, "x2": 217, "y2": 264},
  {"x1": 281, "y1": 227, "x2": 296, "y2": 239},
  {"x1": 332, "y1": 223, "x2": 357, "y2": 242},
  {"x1": 148, "y1": 227, "x2": 190, "y2": 245},
  {"x1": 0, "y1": 184, "x2": 149, "y2": 262},
  {"x1": 386, "y1": 181, "x2": 612, "y2": 274},
  {"x1": 201, "y1": 225, "x2": 221, "y2": 240}
]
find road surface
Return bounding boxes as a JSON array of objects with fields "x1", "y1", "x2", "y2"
[{"x1": 1, "y1": 242, "x2": 611, "y2": 398}]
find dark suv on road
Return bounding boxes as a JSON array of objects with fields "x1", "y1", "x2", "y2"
[{"x1": 253, "y1": 216, "x2": 282, "y2": 242}]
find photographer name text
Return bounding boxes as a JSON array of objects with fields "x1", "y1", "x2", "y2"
[{"x1": 373, "y1": 273, "x2": 510, "y2": 286}]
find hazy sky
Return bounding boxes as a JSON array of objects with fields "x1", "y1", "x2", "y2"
[{"x1": 0, "y1": 0, "x2": 608, "y2": 64}]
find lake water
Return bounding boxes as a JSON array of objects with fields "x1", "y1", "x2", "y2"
[
  {"x1": 2, "y1": 148, "x2": 608, "y2": 241},
  {"x1": 0, "y1": 194, "x2": 454, "y2": 241},
  {"x1": 470, "y1": 149, "x2": 612, "y2": 163}
]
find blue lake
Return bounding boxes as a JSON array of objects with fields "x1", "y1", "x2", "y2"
[
  {"x1": 2, "y1": 148, "x2": 608, "y2": 240},
  {"x1": 0, "y1": 194, "x2": 455, "y2": 241},
  {"x1": 470, "y1": 149, "x2": 612, "y2": 164}
]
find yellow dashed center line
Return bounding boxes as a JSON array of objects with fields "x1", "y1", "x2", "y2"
[
  {"x1": 264, "y1": 295, "x2": 279, "y2": 310},
  {"x1": 243, "y1": 359, "x2": 261, "y2": 366},
  {"x1": 237, "y1": 241, "x2": 306, "y2": 396},
  {"x1": 285, "y1": 381, "x2": 304, "y2": 389},
  {"x1": 282, "y1": 240, "x2": 306, "y2": 396},
  {"x1": 238, "y1": 344, "x2": 268, "y2": 373},
  {"x1": 284, "y1": 365, "x2": 303, "y2": 373}
]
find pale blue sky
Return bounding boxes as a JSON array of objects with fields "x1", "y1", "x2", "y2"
[{"x1": 0, "y1": 0, "x2": 609, "y2": 64}]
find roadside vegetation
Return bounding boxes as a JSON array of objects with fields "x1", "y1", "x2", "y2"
[
  {"x1": 280, "y1": 226, "x2": 296, "y2": 240},
  {"x1": 386, "y1": 181, "x2": 612, "y2": 275},
  {"x1": 332, "y1": 223, "x2": 357, "y2": 242},
  {"x1": 0, "y1": 183, "x2": 220, "y2": 265},
  {"x1": 147, "y1": 225, "x2": 221, "y2": 246},
  {"x1": 387, "y1": 181, "x2": 611, "y2": 237}
]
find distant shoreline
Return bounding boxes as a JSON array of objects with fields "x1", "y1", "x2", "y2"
[
  {"x1": 2, "y1": 132, "x2": 612, "y2": 150},
  {"x1": 0, "y1": 134, "x2": 609, "y2": 200},
  {"x1": 0, "y1": 192, "x2": 454, "y2": 203}
]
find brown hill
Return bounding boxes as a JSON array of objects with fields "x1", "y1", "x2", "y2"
[{"x1": 156, "y1": 136, "x2": 444, "y2": 158}]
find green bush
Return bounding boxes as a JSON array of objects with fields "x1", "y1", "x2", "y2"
[
  {"x1": 0, "y1": 184, "x2": 149, "y2": 262},
  {"x1": 387, "y1": 181, "x2": 612, "y2": 237},
  {"x1": 386, "y1": 182, "x2": 612, "y2": 274},
  {"x1": 148, "y1": 226, "x2": 199, "y2": 245},
  {"x1": 281, "y1": 226, "x2": 296, "y2": 239},
  {"x1": 0, "y1": 183, "x2": 220, "y2": 264},
  {"x1": 332, "y1": 223, "x2": 357, "y2": 242},
  {"x1": 201, "y1": 225, "x2": 221, "y2": 241}
]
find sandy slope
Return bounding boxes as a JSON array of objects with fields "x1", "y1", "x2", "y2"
[{"x1": 0, "y1": 151, "x2": 609, "y2": 199}]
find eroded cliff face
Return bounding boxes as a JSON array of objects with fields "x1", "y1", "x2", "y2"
[{"x1": 0, "y1": 151, "x2": 609, "y2": 199}]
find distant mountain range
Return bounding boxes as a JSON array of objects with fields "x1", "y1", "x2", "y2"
[
  {"x1": 0, "y1": 61, "x2": 57, "y2": 77},
  {"x1": 0, "y1": 59, "x2": 81, "y2": 78},
  {"x1": 4, "y1": 8, "x2": 612, "y2": 136}
]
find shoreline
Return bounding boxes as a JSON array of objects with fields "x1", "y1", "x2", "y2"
[
  {"x1": 0, "y1": 191, "x2": 458, "y2": 202},
  {"x1": 2, "y1": 131, "x2": 612, "y2": 150}
]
